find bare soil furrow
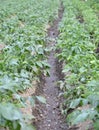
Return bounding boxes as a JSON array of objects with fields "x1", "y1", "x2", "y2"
[{"x1": 33, "y1": 1, "x2": 68, "y2": 130}]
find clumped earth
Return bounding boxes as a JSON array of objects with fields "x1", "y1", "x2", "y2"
[{"x1": 33, "y1": 2, "x2": 69, "y2": 130}]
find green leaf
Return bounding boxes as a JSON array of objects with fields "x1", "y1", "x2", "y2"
[
  {"x1": 86, "y1": 80, "x2": 99, "y2": 91},
  {"x1": 42, "y1": 61, "x2": 51, "y2": 68},
  {"x1": 36, "y1": 62, "x2": 43, "y2": 68},
  {"x1": 36, "y1": 96, "x2": 46, "y2": 104},
  {"x1": 0, "y1": 103, "x2": 22, "y2": 121},
  {"x1": 20, "y1": 70, "x2": 29, "y2": 78},
  {"x1": 94, "y1": 120, "x2": 99, "y2": 130},
  {"x1": 70, "y1": 98, "x2": 81, "y2": 109},
  {"x1": 82, "y1": 99, "x2": 88, "y2": 106},
  {"x1": 67, "y1": 110, "x2": 80, "y2": 124},
  {"x1": 88, "y1": 94, "x2": 99, "y2": 108},
  {"x1": 0, "y1": 75, "x2": 18, "y2": 92},
  {"x1": 79, "y1": 67, "x2": 86, "y2": 73},
  {"x1": 9, "y1": 58, "x2": 18, "y2": 66},
  {"x1": 72, "y1": 111, "x2": 89, "y2": 124}
]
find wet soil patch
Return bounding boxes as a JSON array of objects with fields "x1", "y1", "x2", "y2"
[{"x1": 33, "y1": 1, "x2": 68, "y2": 130}]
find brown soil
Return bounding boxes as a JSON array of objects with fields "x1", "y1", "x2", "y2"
[
  {"x1": 33, "y1": 2, "x2": 68, "y2": 130},
  {"x1": 0, "y1": 44, "x2": 5, "y2": 52}
]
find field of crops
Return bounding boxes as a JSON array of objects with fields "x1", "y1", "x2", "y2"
[
  {"x1": 0, "y1": 0, "x2": 99, "y2": 130},
  {"x1": 0, "y1": 0, "x2": 59, "y2": 129},
  {"x1": 57, "y1": 0, "x2": 99, "y2": 129}
]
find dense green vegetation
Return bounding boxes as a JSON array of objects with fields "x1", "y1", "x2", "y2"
[
  {"x1": 0, "y1": 0, "x2": 99, "y2": 129},
  {"x1": 0, "y1": 0, "x2": 59, "y2": 129},
  {"x1": 57, "y1": 0, "x2": 99, "y2": 129}
]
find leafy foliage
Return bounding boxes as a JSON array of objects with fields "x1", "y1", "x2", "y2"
[
  {"x1": 57, "y1": 0, "x2": 99, "y2": 129},
  {"x1": 0, "y1": 0, "x2": 60, "y2": 129}
]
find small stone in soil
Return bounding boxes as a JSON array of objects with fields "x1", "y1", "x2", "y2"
[{"x1": 48, "y1": 124, "x2": 51, "y2": 127}]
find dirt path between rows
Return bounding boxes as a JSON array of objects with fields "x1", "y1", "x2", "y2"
[{"x1": 33, "y1": 1, "x2": 68, "y2": 130}]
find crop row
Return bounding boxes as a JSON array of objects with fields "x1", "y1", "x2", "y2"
[
  {"x1": 56, "y1": 0, "x2": 99, "y2": 129},
  {"x1": 0, "y1": 0, "x2": 59, "y2": 130}
]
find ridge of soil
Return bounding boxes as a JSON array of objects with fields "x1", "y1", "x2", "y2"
[{"x1": 33, "y1": 2, "x2": 68, "y2": 130}]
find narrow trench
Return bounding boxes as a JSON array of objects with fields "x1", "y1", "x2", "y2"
[{"x1": 34, "y1": 2, "x2": 68, "y2": 130}]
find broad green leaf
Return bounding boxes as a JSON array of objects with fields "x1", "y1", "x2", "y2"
[
  {"x1": 20, "y1": 70, "x2": 29, "y2": 78},
  {"x1": 9, "y1": 59, "x2": 18, "y2": 66},
  {"x1": 0, "y1": 103, "x2": 22, "y2": 121},
  {"x1": 72, "y1": 111, "x2": 89, "y2": 124},
  {"x1": 70, "y1": 98, "x2": 81, "y2": 109},
  {"x1": 82, "y1": 99, "x2": 88, "y2": 106},
  {"x1": 36, "y1": 62, "x2": 43, "y2": 68},
  {"x1": 88, "y1": 94, "x2": 99, "y2": 107},
  {"x1": 86, "y1": 80, "x2": 99, "y2": 91},
  {"x1": 67, "y1": 110, "x2": 80, "y2": 124},
  {"x1": 79, "y1": 67, "x2": 86, "y2": 73},
  {"x1": 88, "y1": 109, "x2": 98, "y2": 119}
]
